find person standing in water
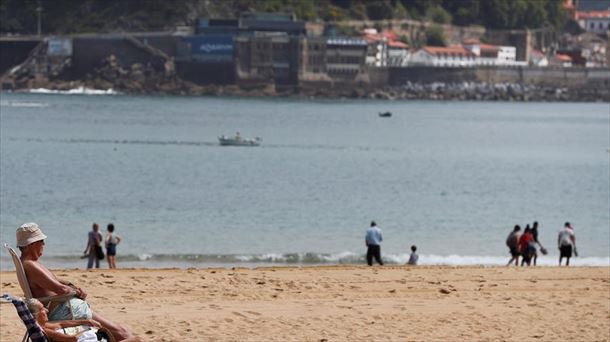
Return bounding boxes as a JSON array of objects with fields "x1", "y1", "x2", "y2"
[
  {"x1": 105, "y1": 223, "x2": 122, "y2": 269},
  {"x1": 558, "y1": 222, "x2": 577, "y2": 266},
  {"x1": 407, "y1": 245, "x2": 419, "y2": 265},
  {"x1": 85, "y1": 223, "x2": 102, "y2": 269},
  {"x1": 506, "y1": 225, "x2": 522, "y2": 266},
  {"x1": 365, "y1": 221, "x2": 383, "y2": 266}
]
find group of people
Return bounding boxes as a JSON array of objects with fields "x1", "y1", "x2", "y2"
[
  {"x1": 506, "y1": 221, "x2": 577, "y2": 266},
  {"x1": 15, "y1": 223, "x2": 141, "y2": 341},
  {"x1": 85, "y1": 222, "x2": 121, "y2": 269},
  {"x1": 364, "y1": 221, "x2": 419, "y2": 266}
]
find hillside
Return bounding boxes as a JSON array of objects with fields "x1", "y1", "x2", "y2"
[{"x1": 1, "y1": 0, "x2": 568, "y2": 35}]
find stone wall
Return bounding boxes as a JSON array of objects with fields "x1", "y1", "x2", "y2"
[{"x1": 386, "y1": 66, "x2": 610, "y2": 88}]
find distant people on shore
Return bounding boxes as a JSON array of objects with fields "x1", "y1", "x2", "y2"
[
  {"x1": 558, "y1": 222, "x2": 577, "y2": 266},
  {"x1": 530, "y1": 221, "x2": 547, "y2": 266},
  {"x1": 506, "y1": 225, "x2": 522, "y2": 266},
  {"x1": 85, "y1": 223, "x2": 103, "y2": 269},
  {"x1": 105, "y1": 223, "x2": 122, "y2": 269},
  {"x1": 365, "y1": 221, "x2": 383, "y2": 266},
  {"x1": 519, "y1": 225, "x2": 536, "y2": 266},
  {"x1": 407, "y1": 245, "x2": 418, "y2": 265}
]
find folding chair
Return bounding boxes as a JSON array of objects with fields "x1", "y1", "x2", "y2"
[
  {"x1": 3, "y1": 243, "x2": 76, "y2": 342},
  {"x1": 2, "y1": 294, "x2": 115, "y2": 342},
  {"x1": 1, "y1": 294, "x2": 48, "y2": 342}
]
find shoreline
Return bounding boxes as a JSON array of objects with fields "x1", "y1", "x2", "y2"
[
  {"x1": 1, "y1": 265, "x2": 609, "y2": 341},
  {"x1": 2, "y1": 81, "x2": 609, "y2": 103}
]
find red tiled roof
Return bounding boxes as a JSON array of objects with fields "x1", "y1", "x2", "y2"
[
  {"x1": 423, "y1": 45, "x2": 474, "y2": 57},
  {"x1": 463, "y1": 39, "x2": 500, "y2": 51},
  {"x1": 555, "y1": 53, "x2": 573, "y2": 62},
  {"x1": 479, "y1": 43, "x2": 500, "y2": 51},
  {"x1": 462, "y1": 38, "x2": 481, "y2": 45},
  {"x1": 575, "y1": 10, "x2": 610, "y2": 19},
  {"x1": 388, "y1": 40, "x2": 408, "y2": 48}
]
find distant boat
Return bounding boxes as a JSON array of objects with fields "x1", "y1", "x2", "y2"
[
  {"x1": 378, "y1": 111, "x2": 392, "y2": 117},
  {"x1": 218, "y1": 134, "x2": 262, "y2": 146}
]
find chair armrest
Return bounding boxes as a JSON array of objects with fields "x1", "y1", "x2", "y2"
[{"x1": 37, "y1": 291, "x2": 77, "y2": 304}]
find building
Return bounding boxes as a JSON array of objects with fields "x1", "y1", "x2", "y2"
[
  {"x1": 297, "y1": 36, "x2": 328, "y2": 82},
  {"x1": 387, "y1": 40, "x2": 410, "y2": 67},
  {"x1": 325, "y1": 37, "x2": 368, "y2": 81},
  {"x1": 529, "y1": 49, "x2": 549, "y2": 67},
  {"x1": 410, "y1": 45, "x2": 475, "y2": 67},
  {"x1": 462, "y1": 39, "x2": 519, "y2": 66},
  {"x1": 550, "y1": 53, "x2": 573, "y2": 67},
  {"x1": 575, "y1": 10, "x2": 610, "y2": 34}
]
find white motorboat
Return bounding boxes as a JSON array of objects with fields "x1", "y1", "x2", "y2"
[{"x1": 218, "y1": 134, "x2": 262, "y2": 146}]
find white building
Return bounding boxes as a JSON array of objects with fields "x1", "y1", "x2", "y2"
[
  {"x1": 529, "y1": 49, "x2": 549, "y2": 67},
  {"x1": 387, "y1": 40, "x2": 410, "y2": 67},
  {"x1": 410, "y1": 46, "x2": 476, "y2": 67},
  {"x1": 576, "y1": 10, "x2": 610, "y2": 34},
  {"x1": 463, "y1": 39, "x2": 519, "y2": 66}
]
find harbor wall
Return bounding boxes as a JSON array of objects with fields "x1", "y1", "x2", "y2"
[
  {"x1": 0, "y1": 39, "x2": 42, "y2": 74},
  {"x1": 385, "y1": 66, "x2": 610, "y2": 88}
]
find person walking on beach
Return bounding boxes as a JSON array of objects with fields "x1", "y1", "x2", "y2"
[
  {"x1": 85, "y1": 223, "x2": 103, "y2": 269},
  {"x1": 558, "y1": 222, "x2": 577, "y2": 266},
  {"x1": 506, "y1": 225, "x2": 522, "y2": 266},
  {"x1": 519, "y1": 225, "x2": 535, "y2": 266},
  {"x1": 105, "y1": 223, "x2": 121, "y2": 269},
  {"x1": 407, "y1": 245, "x2": 418, "y2": 265},
  {"x1": 365, "y1": 221, "x2": 383, "y2": 266},
  {"x1": 530, "y1": 221, "x2": 547, "y2": 266}
]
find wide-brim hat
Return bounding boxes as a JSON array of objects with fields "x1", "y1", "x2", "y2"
[{"x1": 16, "y1": 223, "x2": 47, "y2": 247}]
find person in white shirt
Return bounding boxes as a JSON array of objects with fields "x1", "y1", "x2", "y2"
[
  {"x1": 557, "y1": 222, "x2": 577, "y2": 266},
  {"x1": 365, "y1": 221, "x2": 383, "y2": 266}
]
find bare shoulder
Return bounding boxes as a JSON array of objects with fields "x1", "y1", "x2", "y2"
[{"x1": 22, "y1": 259, "x2": 50, "y2": 275}]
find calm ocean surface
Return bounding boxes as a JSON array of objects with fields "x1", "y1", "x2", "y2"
[{"x1": 1, "y1": 92, "x2": 608, "y2": 269}]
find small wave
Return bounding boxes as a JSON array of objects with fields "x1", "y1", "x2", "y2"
[
  {"x1": 11, "y1": 252, "x2": 608, "y2": 268},
  {"x1": 0, "y1": 100, "x2": 50, "y2": 108},
  {"x1": 29, "y1": 87, "x2": 119, "y2": 95}
]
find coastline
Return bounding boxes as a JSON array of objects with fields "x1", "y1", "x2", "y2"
[
  {"x1": 4, "y1": 81, "x2": 610, "y2": 102},
  {"x1": 2, "y1": 266, "x2": 609, "y2": 341}
]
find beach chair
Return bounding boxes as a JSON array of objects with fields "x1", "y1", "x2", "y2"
[
  {"x1": 3, "y1": 243, "x2": 76, "y2": 342},
  {"x1": 1, "y1": 294, "x2": 47, "y2": 342},
  {"x1": 1, "y1": 294, "x2": 115, "y2": 342}
]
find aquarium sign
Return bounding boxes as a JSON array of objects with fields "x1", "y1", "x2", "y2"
[
  {"x1": 48, "y1": 38, "x2": 72, "y2": 56},
  {"x1": 185, "y1": 35, "x2": 233, "y2": 62}
]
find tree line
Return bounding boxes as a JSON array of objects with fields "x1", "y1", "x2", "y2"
[{"x1": 1, "y1": 0, "x2": 567, "y2": 35}]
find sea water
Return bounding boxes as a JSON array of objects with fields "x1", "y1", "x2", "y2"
[{"x1": 1, "y1": 93, "x2": 608, "y2": 269}]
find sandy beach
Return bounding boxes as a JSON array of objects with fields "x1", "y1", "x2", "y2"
[{"x1": 1, "y1": 266, "x2": 609, "y2": 341}]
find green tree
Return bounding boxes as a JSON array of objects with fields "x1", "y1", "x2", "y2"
[
  {"x1": 425, "y1": 24, "x2": 446, "y2": 46},
  {"x1": 426, "y1": 5, "x2": 451, "y2": 24},
  {"x1": 365, "y1": 0, "x2": 394, "y2": 20},
  {"x1": 442, "y1": 0, "x2": 479, "y2": 26}
]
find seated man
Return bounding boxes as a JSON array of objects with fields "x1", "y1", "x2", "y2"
[{"x1": 16, "y1": 223, "x2": 140, "y2": 342}]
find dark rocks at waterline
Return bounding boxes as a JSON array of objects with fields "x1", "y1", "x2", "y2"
[
  {"x1": 360, "y1": 82, "x2": 609, "y2": 102},
  {"x1": 2, "y1": 67, "x2": 608, "y2": 102}
]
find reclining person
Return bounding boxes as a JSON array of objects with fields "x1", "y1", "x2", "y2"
[
  {"x1": 26, "y1": 298, "x2": 143, "y2": 342},
  {"x1": 16, "y1": 223, "x2": 141, "y2": 342}
]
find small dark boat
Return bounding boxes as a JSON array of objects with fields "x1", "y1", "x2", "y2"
[{"x1": 378, "y1": 111, "x2": 392, "y2": 117}]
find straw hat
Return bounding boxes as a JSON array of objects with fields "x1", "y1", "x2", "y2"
[{"x1": 16, "y1": 223, "x2": 47, "y2": 247}]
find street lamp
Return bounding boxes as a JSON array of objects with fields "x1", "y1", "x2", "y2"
[{"x1": 36, "y1": 3, "x2": 42, "y2": 36}]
